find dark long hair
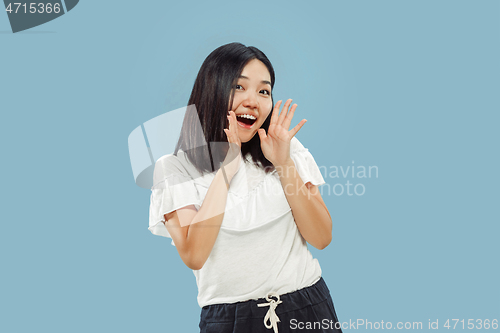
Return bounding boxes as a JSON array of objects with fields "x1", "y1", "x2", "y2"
[{"x1": 173, "y1": 42, "x2": 276, "y2": 175}]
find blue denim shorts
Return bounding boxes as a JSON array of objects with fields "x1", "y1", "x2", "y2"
[{"x1": 199, "y1": 277, "x2": 343, "y2": 333}]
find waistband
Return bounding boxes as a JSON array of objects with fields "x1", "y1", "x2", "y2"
[{"x1": 201, "y1": 277, "x2": 330, "y2": 330}]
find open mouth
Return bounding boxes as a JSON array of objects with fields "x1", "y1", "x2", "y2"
[{"x1": 236, "y1": 115, "x2": 257, "y2": 128}]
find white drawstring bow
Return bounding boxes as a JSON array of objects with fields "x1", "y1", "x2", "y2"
[{"x1": 257, "y1": 292, "x2": 283, "y2": 333}]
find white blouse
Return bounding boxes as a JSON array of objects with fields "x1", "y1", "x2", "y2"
[{"x1": 149, "y1": 137, "x2": 326, "y2": 308}]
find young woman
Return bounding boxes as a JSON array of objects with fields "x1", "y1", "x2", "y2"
[{"x1": 149, "y1": 42, "x2": 343, "y2": 333}]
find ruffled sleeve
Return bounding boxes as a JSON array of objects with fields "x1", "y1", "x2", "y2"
[
  {"x1": 289, "y1": 137, "x2": 326, "y2": 186},
  {"x1": 148, "y1": 154, "x2": 203, "y2": 247}
]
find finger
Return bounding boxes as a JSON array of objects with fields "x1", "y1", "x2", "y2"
[
  {"x1": 270, "y1": 100, "x2": 282, "y2": 126},
  {"x1": 278, "y1": 99, "x2": 292, "y2": 126},
  {"x1": 267, "y1": 123, "x2": 276, "y2": 138},
  {"x1": 258, "y1": 128, "x2": 267, "y2": 140},
  {"x1": 224, "y1": 128, "x2": 233, "y2": 144},
  {"x1": 229, "y1": 111, "x2": 241, "y2": 146},
  {"x1": 282, "y1": 103, "x2": 297, "y2": 131},
  {"x1": 289, "y1": 119, "x2": 307, "y2": 138},
  {"x1": 226, "y1": 116, "x2": 232, "y2": 138},
  {"x1": 229, "y1": 111, "x2": 237, "y2": 134},
  {"x1": 224, "y1": 125, "x2": 233, "y2": 141},
  {"x1": 233, "y1": 113, "x2": 240, "y2": 135},
  {"x1": 227, "y1": 113, "x2": 237, "y2": 140}
]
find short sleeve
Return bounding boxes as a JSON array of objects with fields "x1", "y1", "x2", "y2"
[
  {"x1": 289, "y1": 137, "x2": 326, "y2": 186},
  {"x1": 148, "y1": 155, "x2": 202, "y2": 247}
]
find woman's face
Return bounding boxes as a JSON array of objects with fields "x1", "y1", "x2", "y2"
[{"x1": 229, "y1": 59, "x2": 273, "y2": 143}]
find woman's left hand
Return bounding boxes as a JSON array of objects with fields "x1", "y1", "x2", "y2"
[{"x1": 258, "y1": 99, "x2": 307, "y2": 168}]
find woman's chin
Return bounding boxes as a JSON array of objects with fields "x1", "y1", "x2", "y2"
[{"x1": 238, "y1": 132, "x2": 256, "y2": 144}]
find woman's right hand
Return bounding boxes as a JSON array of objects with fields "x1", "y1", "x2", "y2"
[{"x1": 222, "y1": 110, "x2": 242, "y2": 181}]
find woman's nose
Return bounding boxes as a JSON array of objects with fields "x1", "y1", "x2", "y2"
[{"x1": 242, "y1": 92, "x2": 258, "y2": 109}]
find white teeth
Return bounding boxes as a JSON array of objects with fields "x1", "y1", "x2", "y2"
[{"x1": 236, "y1": 114, "x2": 256, "y2": 120}]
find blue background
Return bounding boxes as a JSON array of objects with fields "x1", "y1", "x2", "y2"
[{"x1": 1, "y1": 1, "x2": 499, "y2": 332}]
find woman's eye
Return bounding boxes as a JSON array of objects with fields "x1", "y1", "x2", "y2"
[{"x1": 234, "y1": 85, "x2": 270, "y2": 96}]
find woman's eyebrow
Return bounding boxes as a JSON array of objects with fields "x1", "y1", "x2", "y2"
[{"x1": 239, "y1": 75, "x2": 271, "y2": 87}]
